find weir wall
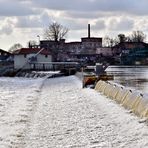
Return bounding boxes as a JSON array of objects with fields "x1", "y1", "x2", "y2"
[{"x1": 95, "y1": 80, "x2": 148, "y2": 119}]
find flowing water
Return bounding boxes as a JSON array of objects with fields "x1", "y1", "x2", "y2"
[{"x1": 106, "y1": 66, "x2": 148, "y2": 94}]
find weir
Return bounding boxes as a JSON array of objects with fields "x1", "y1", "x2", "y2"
[{"x1": 95, "y1": 80, "x2": 148, "y2": 120}]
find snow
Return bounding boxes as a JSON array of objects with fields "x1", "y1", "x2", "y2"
[{"x1": 0, "y1": 76, "x2": 148, "y2": 147}]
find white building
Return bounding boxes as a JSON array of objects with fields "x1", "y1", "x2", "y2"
[
  {"x1": 96, "y1": 47, "x2": 113, "y2": 56},
  {"x1": 13, "y1": 48, "x2": 52, "y2": 70}
]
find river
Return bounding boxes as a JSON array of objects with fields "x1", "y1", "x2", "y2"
[{"x1": 105, "y1": 66, "x2": 148, "y2": 94}]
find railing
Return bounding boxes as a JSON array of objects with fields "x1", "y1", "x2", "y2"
[{"x1": 29, "y1": 62, "x2": 79, "y2": 71}]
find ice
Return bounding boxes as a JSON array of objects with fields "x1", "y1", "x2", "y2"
[
  {"x1": 0, "y1": 76, "x2": 148, "y2": 147},
  {"x1": 0, "y1": 77, "x2": 45, "y2": 147}
]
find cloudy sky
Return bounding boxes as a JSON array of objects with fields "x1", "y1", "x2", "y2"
[{"x1": 1, "y1": 0, "x2": 148, "y2": 50}]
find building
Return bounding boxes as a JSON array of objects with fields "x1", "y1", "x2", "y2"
[
  {"x1": 114, "y1": 42, "x2": 146, "y2": 54},
  {"x1": 40, "y1": 24, "x2": 103, "y2": 64},
  {"x1": 13, "y1": 48, "x2": 52, "y2": 70},
  {"x1": 0, "y1": 49, "x2": 12, "y2": 61},
  {"x1": 114, "y1": 42, "x2": 148, "y2": 65},
  {"x1": 96, "y1": 47, "x2": 113, "y2": 57},
  {"x1": 0, "y1": 49, "x2": 13, "y2": 76}
]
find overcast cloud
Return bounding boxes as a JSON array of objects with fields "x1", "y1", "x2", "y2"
[{"x1": 0, "y1": 0, "x2": 148, "y2": 50}]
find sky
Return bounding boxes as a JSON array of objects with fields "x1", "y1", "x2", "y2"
[{"x1": 1, "y1": 0, "x2": 148, "y2": 50}]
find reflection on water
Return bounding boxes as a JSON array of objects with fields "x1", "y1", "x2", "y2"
[{"x1": 105, "y1": 66, "x2": 148, "y2": 93}]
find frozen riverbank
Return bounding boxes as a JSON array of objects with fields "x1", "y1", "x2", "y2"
[{"x1": 0, "y1": 76, "x2": 148, "y2": 147}]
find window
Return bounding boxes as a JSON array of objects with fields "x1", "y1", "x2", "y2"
[
  {"x1": 24, "y1": 54, "x2": 26, "y2": 58},
  {"x1": 45, "y1": 55, "x2": 48, "y2": 58}
]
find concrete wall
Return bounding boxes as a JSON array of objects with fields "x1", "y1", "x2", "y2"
[{"x1": 14, "y1": 55, "x2": 28, "y2": 69}]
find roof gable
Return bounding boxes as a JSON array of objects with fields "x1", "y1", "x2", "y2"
[
  {"x1": 0, "y1": 49, "x2": 11, "y2": 54},
  {"x1": 13, "y1": 48, "x2": 51, "y2": 55}
]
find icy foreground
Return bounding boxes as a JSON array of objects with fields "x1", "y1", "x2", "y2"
[{"x1": 0, "y1": 76, "x2": 148, "y2": 147}]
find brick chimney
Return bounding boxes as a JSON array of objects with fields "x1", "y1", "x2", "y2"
[{"x1": 88, "y1": 24, "x2": 90, "y2": 38}]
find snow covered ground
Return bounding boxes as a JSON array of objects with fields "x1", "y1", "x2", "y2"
[{"x1": 0, "y1": 76, "x2": 148, "y2": 147}]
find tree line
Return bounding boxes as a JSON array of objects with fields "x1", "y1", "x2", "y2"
[
  {"x1": 103, "y1": 31, "x2": 146, "y2": 47},
  {"x1": 8, "y1": 22, "x2": 147, "y2": 52},
  {"x1": 8, "y1": 22, "x2": 69, "y2": 53}
]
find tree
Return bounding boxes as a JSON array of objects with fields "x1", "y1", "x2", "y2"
[
  {"x1": 128, "y1": 30, "x2": 146, "y2": 42},
  {"x1": 103, "y1": 36, "x2": 118, "y2": 47},
  {"x1": 9, "y1": 43, "x2": 23, "y2": 53},
  {"x1": 118, "y1": 34, "x2": 127, "y2": 43},
  {"x1": 44, "y1": 22, "x2": 69, "y2": 41},
  {"x1": 27, "y1": 40, "x2": 38, "y2": 48}
]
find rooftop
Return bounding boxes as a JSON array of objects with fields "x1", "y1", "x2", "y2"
[{"x1": 13, "y1": 48, "x2": 51, "y2": 55}]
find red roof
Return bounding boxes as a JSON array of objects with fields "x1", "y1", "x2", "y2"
[{"x1": 13, "y1": 48, "x2": 51, "y2": 55}]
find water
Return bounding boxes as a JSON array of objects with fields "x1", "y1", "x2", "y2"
[{"x1": 105, "y1": 66, "x2": 148, "y2": 94}]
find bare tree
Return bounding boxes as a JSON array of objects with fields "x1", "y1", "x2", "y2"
[
  {"x1": 44, "y1": 22, "x2": 69, "y2": 41},
  {"x1": 103, "y1": 36, "x2": 111, "y2": 47},
  {"x1": 128, "y1": 30, "x2": 146, "y2": 42},
  {"x1": 9, "y1": 43, "x2": 23, "y2": 53},
  {"x1": 103, "y1": 36, "x2": 118, "y2": 47},
  {"x1": 27, "y1": 40, "x2": 38, "y2": 48},
  {"x1": 118, "y1": 34, "x2": 127, "y2": 43}
]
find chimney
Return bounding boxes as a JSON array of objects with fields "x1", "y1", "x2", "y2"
[{"x1": 88, "y1": 24, "x2": 90, "y2": 38}]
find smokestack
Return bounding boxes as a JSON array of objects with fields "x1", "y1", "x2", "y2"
[{"x1": 88, "y1": 24, "x2": 90, "y2": 38}]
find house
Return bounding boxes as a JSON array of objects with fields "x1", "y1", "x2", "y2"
[
  {"x1": 0, "y1": 49, "x2": 13, "y2": 76},
  {"x1": 13, "y1": 48, "x2": 52, "y2": 70},
  {"x1": 0, "y1": 49, "x2": 12, "y2": 61}
]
